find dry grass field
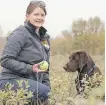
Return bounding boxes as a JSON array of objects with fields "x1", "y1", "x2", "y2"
[
  {"x1": 0, "y1": 53, "x2": 105, "y2": 105},
  {"x1": 49, "y1": 54, "x2": 105, "y2": 105}
]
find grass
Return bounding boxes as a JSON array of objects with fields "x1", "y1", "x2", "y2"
[
  {"x1": 49, "y1": 54, "x2": 105, "y2": 105},
  {"x1": 0, "y1": 54, "x2": 105, "y2": 105}
]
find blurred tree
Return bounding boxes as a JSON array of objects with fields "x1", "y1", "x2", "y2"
[
  {"x1": 61, "y1": 30, "x2": 71, "y2": 37},
  {"x1": 0, "y1": 25, "x2": 3, "y2": 37},
  {"x1": 51, "y1": 16, "x2": 105, "y2": 55},
  {"x1": 87, "y1": 16, "x2": 105, "y2": 35},
  {"x1": 71, "y1": 16, "x2": 104, "y2": 36},
  {"x1": 72, "y1": 18, "x2": 87, "y2": 36}
]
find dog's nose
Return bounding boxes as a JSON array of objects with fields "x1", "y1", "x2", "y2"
[{"x1": 63, "y1": 64, "x2": 67, "y2": 70}]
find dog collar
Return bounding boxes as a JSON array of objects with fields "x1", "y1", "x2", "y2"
[{"x1": 87, "y1": 65, "x2": 96, "y2": 75}]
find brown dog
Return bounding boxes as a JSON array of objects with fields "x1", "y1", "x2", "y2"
[{"x1": 63, "y1": 50, "x2": 101, "y2": 95}]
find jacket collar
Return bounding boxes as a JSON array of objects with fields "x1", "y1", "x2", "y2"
[{"x1": 24, "y1": 21, "x2": 47, "y2": 38}]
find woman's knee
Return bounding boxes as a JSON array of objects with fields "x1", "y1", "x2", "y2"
[
  {"x1": 39, "y1": 83, "x2": 50, "y2": 94},
  {"x1": 33, "y1": 83, "x2": 50, "y2": 100}
]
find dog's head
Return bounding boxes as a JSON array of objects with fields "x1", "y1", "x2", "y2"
[{"x1": 63, "y1": 50, "x2": 92, "y2": 72}]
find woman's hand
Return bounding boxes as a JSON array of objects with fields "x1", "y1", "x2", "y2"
[
  {"x1": 33, "y1": 61, "x2": 48, "y2": 73},
  {"x1": 33, "y1": 63, "x2": 44, "y2": 73}
]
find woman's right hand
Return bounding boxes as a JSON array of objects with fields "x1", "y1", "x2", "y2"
[
  {"x1": 33, "y1": 64, "x2": 41, "y2": 73},
  {"x1": 33, "y1": 63, "x2": 46, "y2": 73}
]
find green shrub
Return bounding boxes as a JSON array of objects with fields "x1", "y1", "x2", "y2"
[{"x1": 0, "y1": 80, "x2": 33, "y2": 105}]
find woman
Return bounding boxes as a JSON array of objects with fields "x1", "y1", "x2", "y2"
[{"x1": 0, "y1": 0, "x2": 50, "y2": 104}]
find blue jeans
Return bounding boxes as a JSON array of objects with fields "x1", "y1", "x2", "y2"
[{"x1": 0, "y1": 78, "x2": 50, "y2": 102}]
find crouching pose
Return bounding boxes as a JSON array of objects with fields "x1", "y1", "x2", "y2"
[{"x1": 0, "y1": 0, "x2": 50, "y2": 104}]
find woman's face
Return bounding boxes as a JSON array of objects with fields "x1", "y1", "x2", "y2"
[{"x1": 26, "y1": 7, "x2": 46, "y2": 28}]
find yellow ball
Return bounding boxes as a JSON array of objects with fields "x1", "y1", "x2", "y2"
[{"x1": 39, "y1": 61, "x2": 48, "y2": 71}]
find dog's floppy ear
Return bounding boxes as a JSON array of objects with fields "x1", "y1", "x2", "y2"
[{"x1": 77, "y1": 51, "x2": 89, "y2": 71}]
